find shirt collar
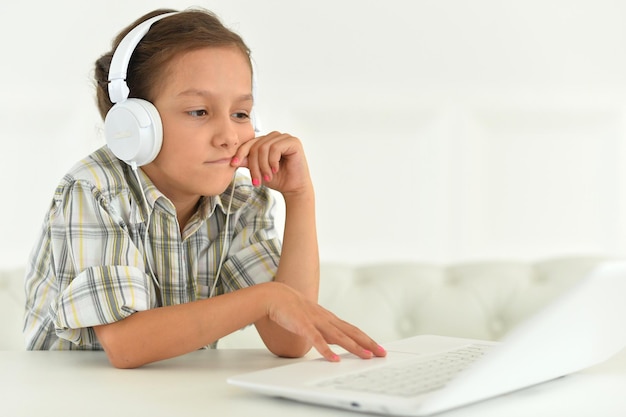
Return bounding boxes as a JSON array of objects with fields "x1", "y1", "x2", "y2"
[
  {"x1": 203, "y1": 173, "x2": 251, "y2": 218},
  {"x1": 128, "y1": 168, "x2": 250, "y2": 225}
]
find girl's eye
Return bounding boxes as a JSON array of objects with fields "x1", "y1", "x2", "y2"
[
  {"x1": 232, "y1": 112, "x2": 250, "y2": 120},
  {"x1": 187, "y1": 110, "x2": 207, "y2": 117}
]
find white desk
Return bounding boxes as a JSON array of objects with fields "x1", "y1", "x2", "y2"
[{"x1": 2, "y1": 348, "x2": 626, "y2": 417}]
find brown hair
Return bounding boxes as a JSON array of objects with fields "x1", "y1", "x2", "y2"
[{"x1": 94, "y1": 8, "x2": 251, "y2": 120}]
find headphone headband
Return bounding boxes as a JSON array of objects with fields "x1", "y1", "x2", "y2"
[{"x1": 108, "y1": 12, "x2": 178, "y2": 104}]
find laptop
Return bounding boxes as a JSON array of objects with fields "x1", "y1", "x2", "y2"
[{"x1": 228, "y1": 261, "x2": 626, "y2": 416}]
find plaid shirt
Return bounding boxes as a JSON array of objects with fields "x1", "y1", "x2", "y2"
[{"x1": 24, "y1": 146, "x2": 281, "y2": 350}]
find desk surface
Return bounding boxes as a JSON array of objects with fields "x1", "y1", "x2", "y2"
[{"x1": 2, "y1": 348, "x2": 626, "y2": 417}]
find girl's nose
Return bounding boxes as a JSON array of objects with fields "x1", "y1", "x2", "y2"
[{"x1": 211, "y1": 116, "x2": 239, "y2": 149}]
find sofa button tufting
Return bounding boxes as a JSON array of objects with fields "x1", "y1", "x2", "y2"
[
  {"x1": 398, "y1": 317, "x2": 416, "y2": 336},
  {"x1": 446, "y1": 273, "x2": 459, "y2": 286},
  {"x1": 490, "y1": 318, "x2": 505, "y2": 337}
]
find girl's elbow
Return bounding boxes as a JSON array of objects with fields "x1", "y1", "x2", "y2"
[
  {"x1": 94, "y1": 324, "x2": 145, "y2": 369},
  {"x1": 269, "y1": 339, "x2": 312, "y2": 359}
]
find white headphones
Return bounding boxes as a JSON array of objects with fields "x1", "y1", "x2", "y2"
[{"x1": 104, "y1": 12, "x2": 260, "y2": 169}]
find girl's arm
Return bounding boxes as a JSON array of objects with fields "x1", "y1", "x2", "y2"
[
  {"x1": 233, "y1": 131, "x2": 384, "y2": 360},
  {"x1": 253, "y1": 186, "x2": 320, "y2": 357},
  {"x1": 93, "y1": 281, "x2": 282, "y2": 368},
  {"x1": 234, "y1": 131, "x2": 319, "y2": 357},
  {"x1": 94, "y1": 277, "x2": 383, "y2": 368}
]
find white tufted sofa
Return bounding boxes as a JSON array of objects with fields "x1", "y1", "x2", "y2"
[
  {"x1": 220, "y1": 256, "x2": 612, "y2": 348},
  {"x1": 0, "y1": 256, "x2": 611, "y2": 350}
]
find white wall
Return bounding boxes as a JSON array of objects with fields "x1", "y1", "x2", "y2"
[{"x1": 1, "y1": 0, "x2": 625, "y2": 268}]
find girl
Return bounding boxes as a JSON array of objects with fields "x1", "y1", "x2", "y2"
[{"x1": 23, "y1": 8, "x2": 386, "y2": 368}]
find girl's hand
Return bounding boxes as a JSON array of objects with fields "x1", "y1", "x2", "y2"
[
  {"x1": 260, "y1": 282, "x2": 387, "y2": 362},
  {"x1": 231, "y1": 131, "x2": 312, "y2": 196}
]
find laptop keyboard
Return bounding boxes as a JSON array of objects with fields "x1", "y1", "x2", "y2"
[{"x1": 316, "y1": 344, "x2": 492, "y2": 397}]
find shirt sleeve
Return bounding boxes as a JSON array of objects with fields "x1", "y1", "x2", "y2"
[
  {"x1": 52, "y1": 265, "x2": 155, "y2": 345},
  {"x1": 25, "y1": 179, "x2": 156, "y2": 348},
  {"x1": 218, "y1": 185, "x2": 282, "y2": 293}
]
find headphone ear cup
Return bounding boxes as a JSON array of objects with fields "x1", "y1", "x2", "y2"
[{"x1": 104, "y1": 98, "x2": 163, "y2": 167}]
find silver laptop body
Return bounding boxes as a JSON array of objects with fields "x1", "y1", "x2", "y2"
[{"x1": 228, "y1": 261, "x2": 626, "y2": 416}]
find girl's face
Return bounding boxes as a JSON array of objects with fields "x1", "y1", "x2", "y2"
[{"x1": 145, "y1": 46, "x2": 255, "y2": 204}]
